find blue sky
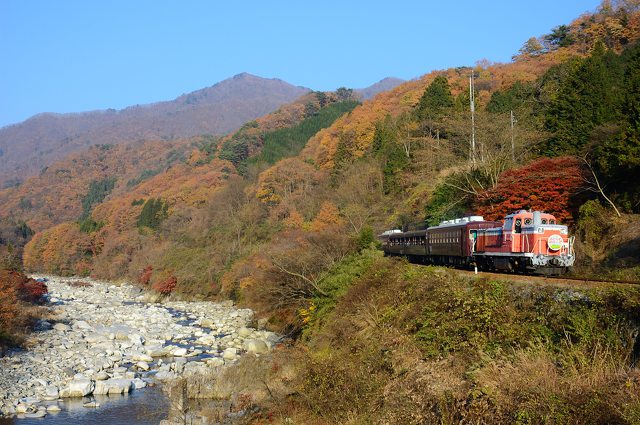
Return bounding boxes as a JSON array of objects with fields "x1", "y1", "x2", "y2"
[{"x1": 0, "y1": 0, "x2": 601, "y2": 127}]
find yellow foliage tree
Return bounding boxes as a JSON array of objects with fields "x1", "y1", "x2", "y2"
[{"x1": 310, "y1": 201, "x2": 343, "y2": 232}]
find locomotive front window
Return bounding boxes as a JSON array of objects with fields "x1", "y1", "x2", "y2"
[
  {"x1": 541, "y1": 219, "x2": 547, "y2": 224},
  {"x1": 549, "y1": 219, "x2": 556, "y2": 224},
  {"x1": 524, "y1": 218, "x2": 532, "y2": 225}
]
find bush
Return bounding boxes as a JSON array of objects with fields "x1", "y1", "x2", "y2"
[
  {"x1": 152, "y1": 274, "x2": 177, "y2": 295},
  {"x1": 0, "y1": 270, "x2": 46, "y2": 350},
  {"x1": 138, "y1": 265, "x2": 153, "y2": 286}
]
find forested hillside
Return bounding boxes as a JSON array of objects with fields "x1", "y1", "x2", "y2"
[
  {"x1": 0, "y1": 73, "x2": 310, "y2": 187},
  {"x1": 20, "y1": 1, "x2": 640, "y2": 294}
]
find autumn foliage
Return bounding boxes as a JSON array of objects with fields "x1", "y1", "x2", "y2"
[
  {"x1": 0, "y1": 269, "x2": 47, "y2": 350},
  {"x1": 475, "y1": 157, "x2": 585, "y2": 223},
  {"x1": 138, "y1": 265, "x2": 153, "y2": 285},
  {"x1": 152, "y1": 274, "x2": 177, "y2": 295}
]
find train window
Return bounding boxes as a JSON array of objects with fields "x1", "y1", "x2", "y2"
[
  {"x1": 541, "y1": 219, "x2": 547, "y2": 224},
  {"x1": 524, "y1": 218, "x2": 532, "y2": 225},
  {"x1": 549, "y1": 219, "x2": 556, "y2": 224}
]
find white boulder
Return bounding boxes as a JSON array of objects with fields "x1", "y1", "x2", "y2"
[
  {"x1": 67, "y1": 378, "x2": 95, "y2": 397},
  {"x1": 242, "y1": 339, "x2": 269, "y2": 355}
]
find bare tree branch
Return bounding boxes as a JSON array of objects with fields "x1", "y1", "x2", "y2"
[{"x1": 580, "y1": 156, "x2": 621, "y2": 217}]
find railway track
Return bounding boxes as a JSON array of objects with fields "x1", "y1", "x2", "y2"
[{"x1": 454, "y1": 268, "x2": 640, "y2": 287}]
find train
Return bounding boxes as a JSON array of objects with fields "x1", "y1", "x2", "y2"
[{"x1": 380, "y1": 210, "x2": 575, "y2": 275}]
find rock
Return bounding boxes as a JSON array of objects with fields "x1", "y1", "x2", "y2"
[
  {"x1": 94, "y1": 379, "x2": 133, "y2": 395},
  {"x1": 132, "y1": 378, "x2": 147, "y2": 389},
  {"x1": 62, "y1": 367, "x2": 75, "y2": 378},
  {"x1": 199, "y1": 318, "x2": 213, "y2": 327},
  {"x1": 242, "y1": 339, "x2": 269, "y2": 355},
  {"x1": 46, "y1": 405, "x2": 61, "y2": 412},
  {"x1": 67, "y1": 378, "x2": 95, "y2": 397},
  {"x1": 222, "y1": 347, "x2": 237, "y2": 360},
  {"x1": 83, "y1": 401, "x2": 100, "y2": 408},
  {"x1": 136, "y1": 361, "x2": 150, "y2": 371},
  {"x1": 15, "y1": 403, "x2": 29, "y2": 413},
  {"x1": 133, "y1": 353, "x2": 154, "y2": 362},
  {"x1": 128, "y1": 333, "x2": 145, "y2": 346},
  {"x1": 24, "y1": 410, "x2": 47, "y2": 418},
  {"x1": 154, "y1": 371, "x2": 176, "y2": 381},
  {"x1": 85, "y1": 334, "x2": 106, "y2": 344},
  {"x1": 146, "y1": 346, "x2": 167, "y2": 357},
  {"x1": 73, "y1": 320, "x2": 93, "y2": 330},
  {"x1": 95, "y1": 371, "x2": 110, "y2": 381},
  {"x1": 206, "y1": 357, "x2": 224, "y2": 367},
  {"x1": 53, "y1": 322, "x2": 71, "y2": 332},
  {"x1": 238, "y1": 327, "x2": 252, "y2": 338},
  {"x1": 172, "y1": 347, "x2": 188, "y2": 357},
  {"x1": 43, "y1": 385, "x2": 59, "y2": 400}
]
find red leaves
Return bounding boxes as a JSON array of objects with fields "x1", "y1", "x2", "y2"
[
  {"x1": 475, "y1": 157, "x2": 584, "y2": 223},
  {"x1": 18, "y1": 277, "x2": 48, "y2": 304},
  {"x1": 152, "y1": 274, "x2": 177, "y2": 295},
  {"x1": 138, "y1": 265, "x2": 153, "y2": 286}
]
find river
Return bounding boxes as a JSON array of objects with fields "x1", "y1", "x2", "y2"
[{"x1": 0, "y1": 276, "x2": 279, "y2": 422}]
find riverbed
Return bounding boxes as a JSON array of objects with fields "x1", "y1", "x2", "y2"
[{"x1": 0, "y1": 276, "x2": 279, "y2": 421}]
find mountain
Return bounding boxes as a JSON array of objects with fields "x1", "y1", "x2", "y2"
[
  {"x1": 355, "y1": 77, "x2": 405, "y2": 99},
  {"x1": 0, "y1": 73, "x2": 310, "y2": 187}
]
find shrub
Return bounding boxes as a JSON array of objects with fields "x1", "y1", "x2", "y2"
[
  {"x1": 18, "y1": 278, "x2": 48, "y2": 303},
  {"x1": 138, "y1": 265, "x2": 153, "y2": 285},
  {"x1": 152, "y1": 274, "x2": 177, "y2": 295},
  {"x1": 0, "y1": 270, "x2": 46, "y2": 349},
  {"x1": 475, "y1": 156, "x2": 584, "y2": 223}
]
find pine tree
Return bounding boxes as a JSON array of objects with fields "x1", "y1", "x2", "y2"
[
  {"x1": 416, "y1": 76, "x2": 454, "y2": 123},
  {"x1": 543, "y1": 42, "x2": 624, "y2": 155}
]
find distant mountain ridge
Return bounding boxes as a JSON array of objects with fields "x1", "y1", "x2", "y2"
[
  {"x1": 355, "y1": 77, "x2": 405, "y2": 99},
  {"x1": 0, "y1": 73, "x2": 311, "y2": 186}
]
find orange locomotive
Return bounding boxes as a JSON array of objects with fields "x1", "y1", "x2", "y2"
[{"x1": 381, "y1": 210, "x2": 575, "y2": 275}]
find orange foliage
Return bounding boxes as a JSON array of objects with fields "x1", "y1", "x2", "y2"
[
  {"x1": 283, "y1": 209, "x2": 304, "y2": 229},
  {"x1": 475, "y1": 157, "x2": 585, "y2": 224},
  {"x1": 23, "y1": 222, "x2": 94, "y2": 274},
  {"x1": 255, "y1": 158, "x2": 320, "y2": 206},
  {"x1": 0, "y1": 141, "x2": 188, "y2": 232},
  {"x1": 300, "y1": 8, "x2": 640, "y2": 171},
  {"x1": 310, "y1": 201, "x2": 343, "y2": 232}
]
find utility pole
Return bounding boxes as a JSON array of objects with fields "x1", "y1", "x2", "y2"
[
  {"x1": 510, "y1": 110, "x2": 517, "y2": 161},
  {"x1": 469, "y1": 73, "x2": 476, "y2": 166}
]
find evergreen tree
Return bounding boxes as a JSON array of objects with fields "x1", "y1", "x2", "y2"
[
  {"x1": 416, "y1": 75, "x2": 454, "y2": 123},
  {"x1": 593, "y1": 43, "x2": 640, "y2": 211},
  {"x1": 81, "y1": 177, "x2": 116, "y2": 219},
  {"x1": 487, "y1": 81, "x2": 534, "y2": 114},
  {"x1": 543, "y1": 42, "x2": 624, "y2": 155},
  {"x1": 136, "y1": 198, "x2": 168, "y2": 230}
]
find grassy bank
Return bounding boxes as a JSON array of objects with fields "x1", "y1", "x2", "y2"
[{"x1": 190, "y1": 252, "x2": 640, "y2": 424}]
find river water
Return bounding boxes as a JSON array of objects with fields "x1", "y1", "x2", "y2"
[{"x1": 0, "y1": 385, "x2": 168, "y2": 424}]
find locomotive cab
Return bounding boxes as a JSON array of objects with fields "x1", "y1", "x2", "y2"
[{"x1": 475, "y1": 210, "x2": 575, "y2": 275}]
